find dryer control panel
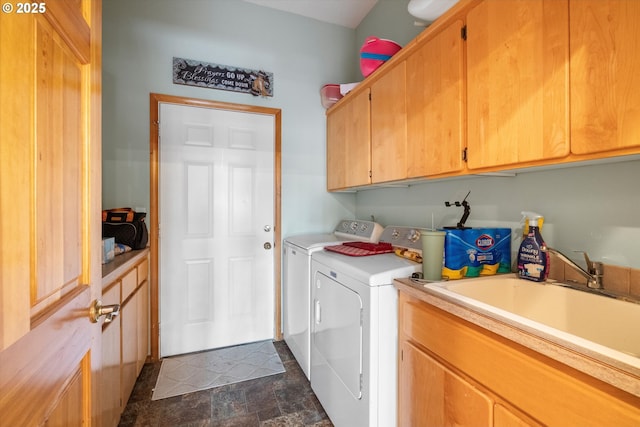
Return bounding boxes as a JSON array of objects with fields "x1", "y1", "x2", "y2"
[{"x1": 379, "y1": 226, "x2": 427, "y2": 252}]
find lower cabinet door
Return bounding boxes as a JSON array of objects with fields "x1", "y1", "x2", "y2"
[
  {"x1": 102, "y1": 319, "x2": 122, "y2": 427},
  {"x1": 137, "y1": 280, "x2": 149, "y2": 374},
  {"x1": 399, "y1": 341, "x2": 492, "y2": 427},
  {"x1": 121, "y1": 293, "x2": 139, "y2": 407}
]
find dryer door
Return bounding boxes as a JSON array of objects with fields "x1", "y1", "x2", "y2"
[{"x1": 312, "y1": 271, "x2": 363, "y2": 400}]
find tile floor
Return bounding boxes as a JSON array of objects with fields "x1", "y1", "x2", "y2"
[{"x1": 118, "y1": 340, "x2": 333, "y2": 427}]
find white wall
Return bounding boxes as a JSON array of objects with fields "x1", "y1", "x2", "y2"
[
  {"x1": 355, "y1": 159, "x2": 640, "y2": 269},
  {"x1": 102, "y1": 0, "x2": 360, "y2": 239}
]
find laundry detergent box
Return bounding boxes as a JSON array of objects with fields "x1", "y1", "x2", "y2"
[
  {"x1": 102, "y1": 237, "x2": 115, "y2": 264},
  {"x1": 442, "y1": 228, "x2": 511, "y2": 277}
]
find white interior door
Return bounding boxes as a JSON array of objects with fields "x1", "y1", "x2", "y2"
[{"x1": 159, "y1": 103, "x2": 275, "y2": 357}]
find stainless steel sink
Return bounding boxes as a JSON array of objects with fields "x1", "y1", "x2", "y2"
[{"x1": 424, "y1": 274, "x2": 640, "y2": 360}]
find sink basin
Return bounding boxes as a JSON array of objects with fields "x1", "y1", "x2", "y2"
[{"x1": 425, "y1": 275, "x2": 640, "y2": 361}]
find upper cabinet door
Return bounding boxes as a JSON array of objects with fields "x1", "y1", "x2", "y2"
[
  {"x1": 406, "y1": 19, "x2": 465, "y2": 178},
  {"x1": 466, "y1": 0, "x2": 570, "y2": 170},
  {"x1": 370, "y1": 62, "x2": 407, "y2": 183},
  {"x1": 326, "y1": 88, "x2": 371, "y2": 190},
  {"x1": 326, "y1": 101, "x2": 348, "y2": 190},
  {"x1": 570, "y1": 0, "x2": 640, "y2": 155}
]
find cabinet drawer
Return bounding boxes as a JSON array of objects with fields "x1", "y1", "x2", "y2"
[
  {"x1": 102, "y1": 281, "x2": 120, "y2": 307},
  {"x1": 121, "y1": 268, "x2": 137, "y2": 302},
  {"x1": 137, "y1": 257, "x2": 148, "y2": 285}
]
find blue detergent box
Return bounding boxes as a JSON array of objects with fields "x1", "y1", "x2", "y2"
[
  {"x1": 102, "y1": 237, "x2": 115, "y2": 264},
  {"x1": 442, "y1": 228, "x2": 511, "y2": 277}
]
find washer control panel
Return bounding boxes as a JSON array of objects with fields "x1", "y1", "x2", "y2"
[{"x1": 333, "y1": 220, "x2": 384, "y2": 242}]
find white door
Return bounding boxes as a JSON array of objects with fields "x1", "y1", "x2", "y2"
[{"x1": 159, "y1": 103, "x2": 275, "y2": 357}]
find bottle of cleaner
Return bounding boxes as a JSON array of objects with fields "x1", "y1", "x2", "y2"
[{"x1": 517, "y1": 211, "x2": 549, "y2": 282}]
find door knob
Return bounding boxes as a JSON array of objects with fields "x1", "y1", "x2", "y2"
[
  {"x1": 89, "y1": 299, "x2": 120, "y2": 323},
  {"x1": 264, "y1": 242, "x2": 272, "y2": 250},
  {"x1": 264, "y1": 225, "x2": 271, "y2": 232}
]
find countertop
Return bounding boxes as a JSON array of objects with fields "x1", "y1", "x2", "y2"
[
  {"x1": 395, "y1": 276, "x2": 640, "y2": 399},
  {"x1": 102, "y1": 248, "x2": 149, "y2": 286}
]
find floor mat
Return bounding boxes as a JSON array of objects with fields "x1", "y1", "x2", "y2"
[{"x1": 151, "y1": 340, "x2": 285, "y2": 400}]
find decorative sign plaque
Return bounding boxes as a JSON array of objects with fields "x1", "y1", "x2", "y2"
[{"x1": 173, "y1": 57, "x2": 273, "y2": 97}]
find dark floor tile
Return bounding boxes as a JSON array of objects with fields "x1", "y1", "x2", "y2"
[
  {"x1": 160, "y1": 392, "x2": 213, "y2": 426},
  {"x1": 210, "y1": 388, "x2": 248, "y2": 421},
  {"x1": 118, "y1": 341, "x2": 332, "y2": 427}
]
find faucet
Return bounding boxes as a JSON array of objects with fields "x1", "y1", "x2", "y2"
[{"x1": 545, "y1": 248, "x2": 604, "y2": 289}]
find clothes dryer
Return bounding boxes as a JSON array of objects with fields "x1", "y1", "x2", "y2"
[
  {"x1": 310, "y1": 226, "x2": 425, "y2": 427},
  {"x1": 282, "y1": 220, "x2": 382, "y2": 379}
]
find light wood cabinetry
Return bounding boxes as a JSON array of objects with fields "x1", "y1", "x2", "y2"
[
  {"x1": 370, "y1": 62, "x2": 407, "y2": 183},
  {"x1": 569, "y1": 0, "x2": 640, "y2": 156},
  {"x1": 465, "y1": 0, "x2": 570, "y2": 170},
  {"x1": 325, "y1": 61, "x2": 407, "y2": 190},
  {"x1": 399, "y1": 340, "x2": 492, "y2": 427},
  {"x1": 398, "y1": 290, "x2": 640, "y2": 427},
  {"x1": 494, "y1": 403, "x2": 538, "y2": 427},
  {"x1": 406, "y1": 19, "x2": 466, "y2": 178},
  {"x1": 102, "y1": 283, "x2": 122, "y2": 427},
  {"x1": 101, "y1": 251, "x2": 150, "y2": 427},
  {"x1": 327, "y1": 0, "x2": 640, "y2": 190},
  {"x1": 326, "y1": 89, "x2": 371, "y2": 190}
]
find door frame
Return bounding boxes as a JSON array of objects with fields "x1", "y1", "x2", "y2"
[{"x1": 149, "y1": 93, "x2": 282, "y2": 361}]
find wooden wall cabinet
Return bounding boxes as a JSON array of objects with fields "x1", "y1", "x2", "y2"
[
  {"x1": 398, "y1": 290, "x2": 640, "y2": 427},
  {"x1": 370, "y1": 62, "x2": 408, "y2": 183},
  {"x1": 569, "y1": 0, "x2": 640, "y2": 157},
  {"x1": 326, "y1": 60, "x2": 408, "y2": 190},
  {"x1": 406, "y1": 19, "x2": 466, "y2": 178},
  {"x1": 465, "y1": 0, "x2": 570, "y2": 170},
  {"x1": 325, "y1": 0, "x2": 640, "y2": 191},
  {"x1": 101, "y1": 252, "x2": 150, "y2": 427},
  {"x1": 326, "y1": 89, "x2": 371, "y2": 190}
]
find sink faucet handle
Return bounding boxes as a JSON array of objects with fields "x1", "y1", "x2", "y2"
[
  {"x1": 573, "y1": 250, "x2": 596, "y2": 273},
  {"x1": 573, "y1": 250, "x2": 604, "y2": 288}
]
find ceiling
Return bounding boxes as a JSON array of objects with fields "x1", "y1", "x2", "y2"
[{"x1": 242, "y1": 0, "x2": 379, "y2": 29}]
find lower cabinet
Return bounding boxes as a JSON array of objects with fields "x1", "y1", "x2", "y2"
[
  {"x1": 101, "y1": 251, "x2": 150, "y2": 427},
  {"x1": 399, "y1": 341, "x2": 492, "y2": 427},
  {"x1": 101, "y1": 283, "x2": 122, "y2": 427},
  {"x1": 397, "y1": 290, "x2": 640, "y2": 427}
]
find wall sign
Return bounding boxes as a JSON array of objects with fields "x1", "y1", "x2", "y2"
[{"x1": 173, "y1": 57, "x2": 273, "y2": 97}]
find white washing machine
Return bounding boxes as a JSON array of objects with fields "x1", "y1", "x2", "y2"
[
  {"x1": 310, "y1": 226, "x2": 425, "y2": 427},
  {"x1": 282, "y1": 220, "x2": 383, "y2": 379}
]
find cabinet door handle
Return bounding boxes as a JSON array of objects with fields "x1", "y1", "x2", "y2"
[{"x1": 89, "y1": 300, "x2": 121, "y2": 323}]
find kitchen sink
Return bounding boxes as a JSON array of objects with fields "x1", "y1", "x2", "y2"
[{"x1": 425, "y1": 274, "x2": 640, "y2": 359}]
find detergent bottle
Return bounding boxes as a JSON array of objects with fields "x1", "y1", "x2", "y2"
[{"x1": 517, "y1": 212, "x2": 549, "y2": 282}]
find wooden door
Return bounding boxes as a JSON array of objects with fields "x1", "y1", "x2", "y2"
[
  {"x1": 466, "y1": 0, "x2": 570, "y2": 170},
  {"x1": 0, "y1": 0, "x2": 103, "y2": 425},
  {"x1": 399, "y1": 341, "x2": 492, "y2": 427},
  {"x1": 406, "y1": 19, "x2": 465, "y2": 178},
  {"x1": 371, "y1": 62, "x2": 407, "y2": 183},
  {"x1": 570, "y1": 0, "x2": 640, "y2": 155}
]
